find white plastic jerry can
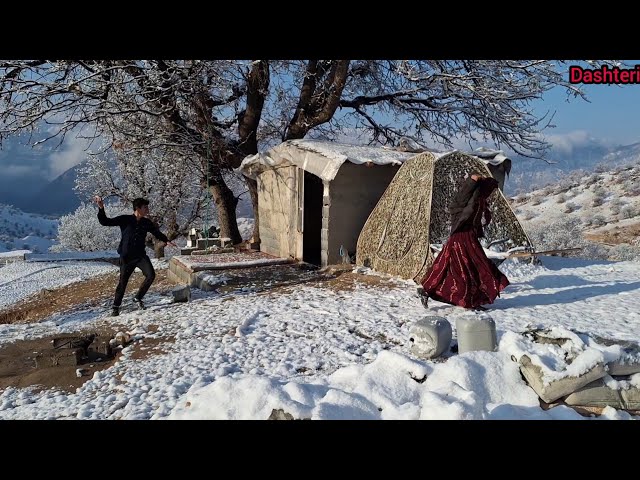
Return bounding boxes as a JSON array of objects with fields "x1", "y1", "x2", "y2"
[
  {"x1": 455, "y1": 314, "x2": 497, "y2": 353},
  {"x1": 409, "y1": 316, "x2": 452, "y2": 359}
]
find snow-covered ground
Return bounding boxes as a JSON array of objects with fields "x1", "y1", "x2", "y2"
[
  {"x1": 0, "y1": 260, "x2": 117, "y2": 309},
  {"x1": 0, "y1": 255, "x2": 639, "y2": 420},
  {"x1": 24, "y1": 250, "x2": 120, "y2": 262},
  {"x1": 237, "y1": 217, "x2": 255, "y2": 241}
]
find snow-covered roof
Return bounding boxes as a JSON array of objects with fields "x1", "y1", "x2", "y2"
[
  {"x1": 240, "y1": 139, "x2": 416, "y2": 182},
  {"x1": 470, "y1": 147, "x2": 512, "y2": 167}
]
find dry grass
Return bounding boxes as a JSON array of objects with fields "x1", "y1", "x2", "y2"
[{"x1": 584, "y1": 222, "x2": 640, "y2": 246}]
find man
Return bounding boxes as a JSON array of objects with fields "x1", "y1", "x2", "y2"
[{"x1": 95, "y1": 196, "x2": 176, "y2": 316}]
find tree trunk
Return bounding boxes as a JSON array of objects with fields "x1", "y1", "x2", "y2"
[
  {"x1": 209, "y1": 181, "x2": 242, "y2": 244},
  {"x1": 244, "y1": 176, "x2": 260, "y2": 243}
]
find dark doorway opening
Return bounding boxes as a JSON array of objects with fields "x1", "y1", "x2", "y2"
[{"x1": 303, "y1": 172, "x2": 323, "y2": 265}]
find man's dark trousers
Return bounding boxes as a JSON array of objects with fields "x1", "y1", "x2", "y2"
[{"x1": 113, "y1": 255, "x2": 156, "y2": 307}]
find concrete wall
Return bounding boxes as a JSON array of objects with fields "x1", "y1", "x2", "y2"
[
  {"x1": 326, "y1": 163, "x2": 400, "y2": 265},
  {"x1": 257, "y1": 165, "x2": 298, "y2": 259}
]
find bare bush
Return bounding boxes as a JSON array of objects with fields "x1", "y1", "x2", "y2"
[
  {"x1": 524, "y1": 217, "x2": 608, "y2": 260},
  {"x1": 530, "y1": 194, "x2": 543, "y2": 206},
  {"x1": 585, "y1": 175, "x2": 599, "y2": 187},
  {"x1": 591, "y1": 215, "x2": 607, "y2": 227},
  {"x1": 621, "y1": 206, "x2": 637, "y2": 219},
  {"x1": 609, "y1": 244, "x2": 640, "y2": 262}
]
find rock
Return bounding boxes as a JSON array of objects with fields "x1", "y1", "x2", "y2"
[{"x1": 171, "y1": 285, "x2": 191, "y2": 303}]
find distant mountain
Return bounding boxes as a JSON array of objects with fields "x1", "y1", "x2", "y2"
[
  {"x1": 0, "y1": 137, "x2": 51, "y2": 208},
  {"x1": 22, "y1": 163, "x2": 83, "y2": 216}
]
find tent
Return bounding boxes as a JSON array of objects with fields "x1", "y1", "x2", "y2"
[{"x1": 356, "y1": 150, "x2": 532, "y2": 281}]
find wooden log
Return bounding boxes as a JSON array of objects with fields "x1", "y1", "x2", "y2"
[{"x1": 506, "y1": 247, "x2": 583, "y2": 258}]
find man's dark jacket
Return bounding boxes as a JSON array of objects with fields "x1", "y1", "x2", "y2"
[{"x1": 98, "y1": 208, "x2": 168, "y2": 259}]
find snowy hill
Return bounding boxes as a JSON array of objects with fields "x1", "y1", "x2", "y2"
[
  {"x1": 0, "y1": 204, "x2": 58, "y2": 253},
  {"x1": 510, "y1": 164, "x2": 640, "y2": 261},
  {"x1": 507, "y1": 140, "x2": 640, "y2": 195}
]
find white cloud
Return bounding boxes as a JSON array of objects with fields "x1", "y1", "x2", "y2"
[
  {"x1": 48, "y1": 135, "x2": 90, "y2": 179},
  {"x1": 544, "y1": 130, "x2": 594, "y2": 156}
]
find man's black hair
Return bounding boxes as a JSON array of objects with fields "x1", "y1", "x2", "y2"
[{"x1": 132, "y1": 198, "x2": 150, "y2": 211}]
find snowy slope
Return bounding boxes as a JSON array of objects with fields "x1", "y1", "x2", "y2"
[
  {"x1": 511, "y1": 164, "x2": 640, "y2": 261},
  {"x1": 0, "y1": 204, "x2": 58, "y2": 253}
]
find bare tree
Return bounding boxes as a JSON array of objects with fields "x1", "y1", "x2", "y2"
[{"x1": 0, "y1": 60, "x2": 617, "y2": 245}]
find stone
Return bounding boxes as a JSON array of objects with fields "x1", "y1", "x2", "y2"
[
  {"x1": 171, "y1": 285, "x2": 191, "y2": 303},
  {"x1": 519, "y1": 354, "x2": 607, "y2": 404},
  {"x1": 35, "y1": 348, "x2": 83, "y2": 368},
  {"x1": 564, "y1": 377, "x2": 640, "y2": 410}
]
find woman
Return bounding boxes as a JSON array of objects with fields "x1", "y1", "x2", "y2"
[{"x1": 419, "y1": 173, "x2": 509, "y2": 310}]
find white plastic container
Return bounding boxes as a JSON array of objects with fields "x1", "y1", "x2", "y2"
[
  {"x1": 409, "y1": 316, "x2": 452, "y2": 359},
  {"x1": 456, "y1": 314, "x2": 497, "y2": 353}
]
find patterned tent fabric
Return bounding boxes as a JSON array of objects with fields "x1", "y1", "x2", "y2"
[{"x1": 356, "y1": 151, "x2": 532, "y2": 282}]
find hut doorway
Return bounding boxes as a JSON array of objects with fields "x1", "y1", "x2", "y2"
[{"x1": 302, "y1": 171, "x2": 323, "y2": 265}]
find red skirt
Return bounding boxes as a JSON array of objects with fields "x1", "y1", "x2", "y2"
[{"x1": 421, "y1": 230, "x2": 509, "y2": 308}]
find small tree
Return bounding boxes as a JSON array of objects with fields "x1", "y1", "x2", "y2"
[
  {"x1": 51, "y1": 202, "x2": 130, "y2": 252},
  {"x1": 75, "y1": 144, "x2": 207, "y2": 257}
]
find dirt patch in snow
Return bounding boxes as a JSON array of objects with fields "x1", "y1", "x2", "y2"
[
  {"x1": 0, "y1": 324, "x2": 175, "y2": 393},
  {"x1": 0, "y1": 269, "x2": 175, "y2": 325}
]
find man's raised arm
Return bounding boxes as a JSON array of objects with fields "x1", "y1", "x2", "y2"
[{"x1": 95, "y1": 196, "x2": 123, "y2": 227}]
